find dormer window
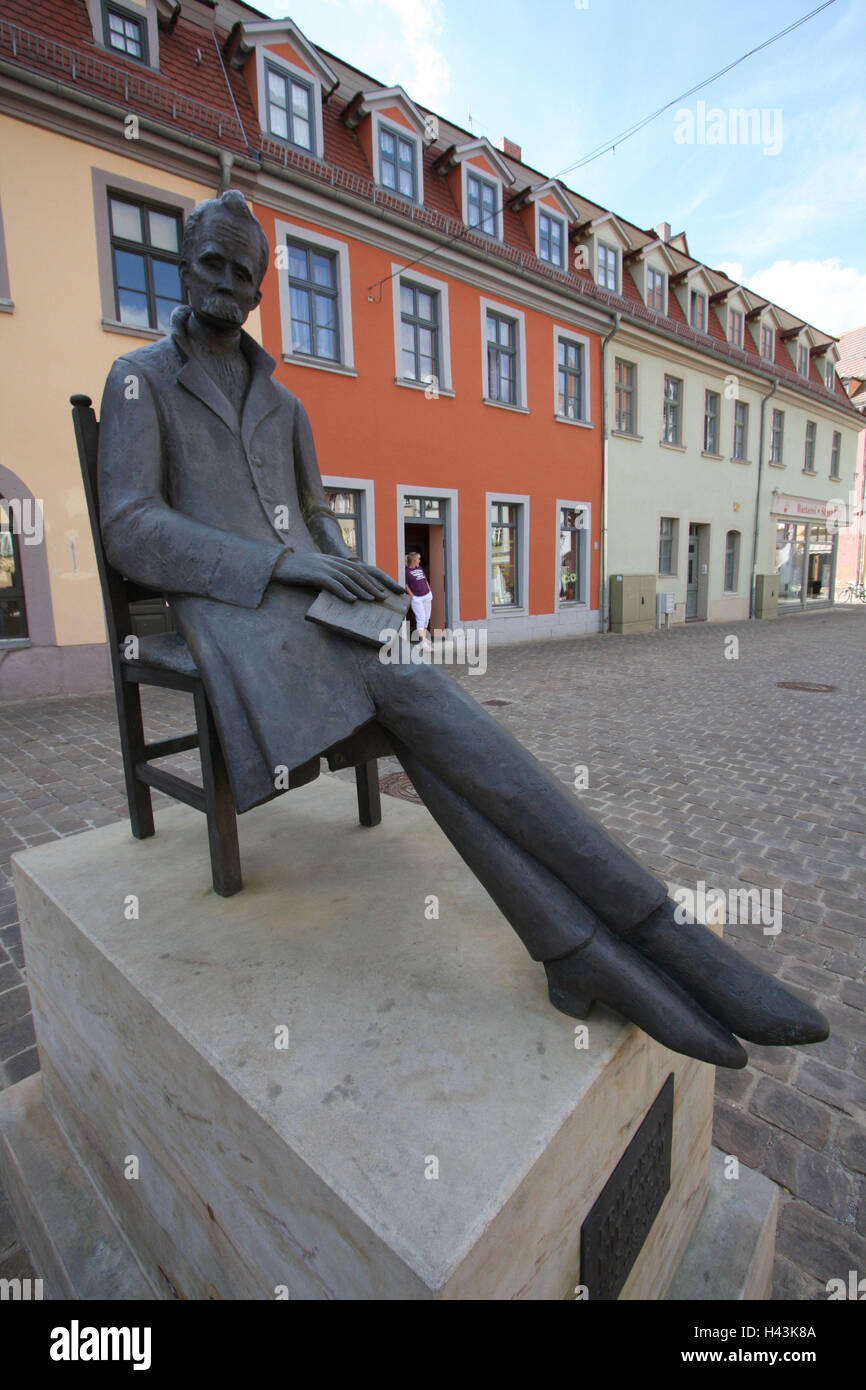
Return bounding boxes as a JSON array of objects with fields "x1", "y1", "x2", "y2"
[
  {"x1": 798, "y1": 344, "x2": 809, "y2": 377},
  {"x1": 729, "y1": 308, "x2": 744, "y2": 348},
  {"x1": 597, "y1": 242, "x2": 618, "y2": 292},
  {"x1": 690, "y1": 290, "x2": 706, "y2": 332},
  {"x1": 104, "y1": 4, "x2": 147, "y2": 63},
  {"x1": 647, "y1": 267, "x2": 665, "y2": 312},
  {"x1": 467, "y1": 172, "x2": 500, "y2": 238},
  {"x1": 266, "y1": 64, "x2": 313, "y2": 149},
  {"x1": 379, "y1": 125, "x2": 418, "y2": 200},
  {"x1": 538, "y1": 210, "x2": 565, "y2": 267},
  {"x1": 761, "y1": 325, "x2": 774, "y2": 360},
  {"x1": 825, "y1": 359, "x2": 835, "y2": 391}
]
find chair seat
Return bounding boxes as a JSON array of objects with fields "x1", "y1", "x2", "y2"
[{"x1": 123, "y1": 632, "x2": 200, "y2": 679}]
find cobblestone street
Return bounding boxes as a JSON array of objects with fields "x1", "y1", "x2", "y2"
[{"x1": 1, "y1": 608, "x2": 864, "y2": 1299}]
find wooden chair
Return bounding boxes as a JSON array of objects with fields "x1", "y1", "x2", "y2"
[{"x1": 71, "y1": 393, "x2": 382, "y2": 898}]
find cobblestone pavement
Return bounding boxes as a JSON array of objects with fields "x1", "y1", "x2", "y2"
[{"x1": 1, "y1": 608, "x2": 864, "y2": 1298}]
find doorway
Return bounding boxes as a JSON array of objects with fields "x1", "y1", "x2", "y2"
[
  {"x1": 686, "y1": 523, "x2": 710, "y2": 621},
  {"x1": 402, "y1": 493, "x2": 451, "y2": 633}
]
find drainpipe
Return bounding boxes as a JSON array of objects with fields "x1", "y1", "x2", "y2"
[
  {"x1": 600, "y1": 313, "x2": 621, "y2": 634},
  {"x1": 217, "y1": 151, "x2": 234, "y2": 194},
  {"x1": 750, "y1": 377, "x2": 778, "y2": 618}
]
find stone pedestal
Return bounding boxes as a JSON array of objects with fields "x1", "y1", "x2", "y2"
[{"x1": 2, "y1": 778, "x2": 777, "y2": 1299}]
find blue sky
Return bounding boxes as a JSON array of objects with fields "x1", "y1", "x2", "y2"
[{"x1": 254, "y1": 0, "x2": 866, "y2": 338}]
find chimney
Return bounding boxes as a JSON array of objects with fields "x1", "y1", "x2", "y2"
[
  {"x1": 496, "y1": 136, "x2": 522, "y2": 162},
  {"x1": 655, "y1": 221, "x2": 672, "y2": 243}
]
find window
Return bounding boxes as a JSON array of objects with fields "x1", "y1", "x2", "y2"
[
  {"x1": 733, "y1": 400, "x2": 749, "y2": 460},
  {"x1": 490, "y1": 502, "x2": 521, "y2": 607},
  {"x1": 729, "y1": 308, "x2": 744, "y2": 348},
  {"x1": 265, "y1": 64, "x2": 313, "y2": 149},
  {"x1": 615, "y1": 359, "x2": 635, "y2": 433},
  {"x1": 326, "y1": 489, "x2": 364, "y2": 558},
  {"x1": 647, "y1": 267, "x2": 665, "y2": 312},
  {"x1": 559, "y1": 506, "x2": 587, "y2": 604},
  {"x1": 770, "y1": 409, "x2": 784, "y2": 464},
  {"x1": 690, "y1": 290, "x2": 707, "y2": 333},
  {"x1": 400, "y1": 282, "x2": 439, "y2": 384},
  {"x1": 103, "y1": 3, "x2": 147, "y2": 62},
  {"x1": 0, "y1": 503, "x2": 28, "y2": 640},
  {"x1": 538, "y1": 211, "x2": 564, "y2": 267},
  {"x1": 761, "y1": 325, "x2": 774, "y2": 360},
  {"x1": 703, "y1": 390, "x2": 720, "y2": 454},
  {"x1": 486, "y1": 310, "x2": 518, "y2": 405},
  {"x1": 724, "y1": 530, "x2": 740, "y2": 592},
  {"x1": 830, "y1": 431, "x2": 841, "y2": 479},
  {"x1": 467, "y1": 172, "x2": 499, "y2": 238},
  {"x1": 662, "y1": 375, "x2": 682, "y2": 445},
  {"x1": 797, "y1": 344, "x2": 809, "y2": 377},
  {"x1": 556, "y1": 336, "x2": 585, "y2": 421},
  {"x1": 803, "y1": 420, "x2": 817, "y2": 472},
  {"x1": 658, "y1": 517, "x2": 677, "y2": 575},
  {"x1": 379, "y1": 125, "x2": 417, "y2": 200},
  {"x1": 597, "y1": 242, "x2": 618, "y2": 292},
  {"x1": 286, "y1": 241, "x2": 339, "y2": 361},
  {"x1": 404, "y1": 495, "x2": 441, "y2": 520},
  {"x1": 108, "y1": 194, "x2": 183, "y2": 333},
  {"x1": 825, "y1": 360, "x2": 835, "y2": 391}
]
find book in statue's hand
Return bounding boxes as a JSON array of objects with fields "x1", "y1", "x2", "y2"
[{"x1": 305, "y1": 588, "x2": 411, "y2": 647}]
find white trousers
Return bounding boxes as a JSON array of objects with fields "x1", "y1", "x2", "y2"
[{"x1": 410, "y1": 591, "x2": 433, "y2": 632}]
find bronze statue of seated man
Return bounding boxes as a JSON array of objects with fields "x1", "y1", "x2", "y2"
[{"x1": 97, "y1": 191, "x2": 828, "y2": 1069}]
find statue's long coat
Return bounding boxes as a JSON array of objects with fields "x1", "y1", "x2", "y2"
[{"x1": 98, "y1": 307, "x2": 381, "y2": 812}]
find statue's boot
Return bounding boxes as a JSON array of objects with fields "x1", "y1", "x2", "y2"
[
  {"x1": 392, "y1": 741, "x2": 747, "y2": 1068},
  {"x1": 616, "y1": 902, "x2": 829, "y2": 1047}
]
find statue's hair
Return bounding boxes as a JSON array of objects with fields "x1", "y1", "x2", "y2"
[{"x1": 181, "y1": 189, "x2": 270, "y2": 284}]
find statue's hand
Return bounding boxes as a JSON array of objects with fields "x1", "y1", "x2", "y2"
[
  {"x1": 340, "y1": 556, "x2": 405, "y2": 596},
  {"x1": 272, "y1": 551, "x2": 389, "y2": 602}
]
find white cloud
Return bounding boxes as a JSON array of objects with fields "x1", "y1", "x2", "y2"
[
  {"x1": 378, "y1": 0, "x2": 449, "y2": 108},
  {"x1": 714, "y1": 259, "x2": 866, "y2": 338}
]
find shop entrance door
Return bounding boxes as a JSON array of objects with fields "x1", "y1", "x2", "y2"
[
  {"x1": 402, "y1": 493, "x2": 450, "y2": 632},
  {"x1": 686, "y1": 525, "x2": 699, "y2": 618}
]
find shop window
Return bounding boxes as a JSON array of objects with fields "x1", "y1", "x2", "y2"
[
  {"x1": 0, "y1": 500, "x2": 28, "y2": 640},
  {"x1": 558, "y1": 506, "x2": 587, "y2": 604},
  {"x1": 490, "y1": 501, "x2": 522, "y2": 607},
  {"x1": 325, "y1": 489, "x2": 364, "y2": 559}
]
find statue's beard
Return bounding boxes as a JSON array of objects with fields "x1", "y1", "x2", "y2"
[{"x1": 197, "y1": 293, "x2": 245, "y2": 326}]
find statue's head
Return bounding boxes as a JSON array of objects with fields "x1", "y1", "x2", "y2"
[{"x1": 180, "y1": 190, "x2": 270, "y2": 329}]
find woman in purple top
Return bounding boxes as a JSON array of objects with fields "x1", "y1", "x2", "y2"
[{"x1": 405, "y1": 550, "x2": 433, "y2": 648}]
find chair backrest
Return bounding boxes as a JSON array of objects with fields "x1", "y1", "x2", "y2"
[{"x1": 70, "y1": 393, "x2": 162, "y2": 659}]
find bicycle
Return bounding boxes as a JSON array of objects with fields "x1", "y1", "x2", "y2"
[{"x1": 837, "y1": 580, "x2": 866, "y2": 602}]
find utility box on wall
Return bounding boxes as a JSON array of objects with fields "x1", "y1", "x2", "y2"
[
  {"x1": 754, "y1": 574, "x2": 778, "y2": 619},
  {"x1": 609, "y1": 575, "x2": 656, "y2": 634}
]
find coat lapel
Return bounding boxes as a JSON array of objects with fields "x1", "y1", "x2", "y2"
[
  {"x1": 169, "y1": 307, "x2": 282, "y2": 446},
  {"x1": 240, "y1": 335, "x2": 282, "y2": 454}
]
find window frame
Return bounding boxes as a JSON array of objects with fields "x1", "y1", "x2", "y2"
[
  {"x1": 106, "y1": 191, "x2": 184, "y2": 335},
  {"x1": 689, "y1": 290, "x2": 707, "y2": 333},
  {"x1": 732, "y1": 399, "x2": 749, "y2": 460},
  {"x1": 658, "y1": 516, "x2": 678, "y2": 577},
  {"x1": 264, "y1": 60, "x2": 315, "y2": 152},
  {"x1": 830, "y1": 431, "x2": 842, "y2": 480},
  {"x1": 728, "y1": 307, "x2": 744, "y2": 349},
  {"x1": 553, "y1": 325, "x2": 592, "y2": 425},
  {"x1": 391, "y1": 265, "x2": 452, "y2": 393},
  {"x1": 373, "y1": 114, "x2": 421, "y2": 202},
  {"x1": 825, "y1": 360, "x2": 835, "y2": 391},
  {"x1": 464, "y1": 167, "x2": 502, "y2": 240},
  {"x1": 797, "y1": 343, "x2": 810, "y2": 378},
  {"x1": 614, "y1": 358, "x2": 636, "y2": 434},
  {"x1": 398, "y1": 279, "x2": 440, "y2": 385},
  {"x1": 255, "y1": 48, "x2": 324, "y2": 160},
  {"x1": 761, "y1": 324, "x2": 775, "y2": 360},
  {"x1": 537, "y1": 207, "x2": 566, "y2": 268},
  {"x1": 703, "y1": 389, "x2": 720, "y2": 454},
  {"x1": 275, "y1": 220, "x2": 355, "y2": 374},
  {"x1": 102, "y1": 1, "x2": 148, "y2": 63},
  {"x1": 803, "y1": 419, "x2": 817, "y2": 473},
  {"x1": 596, "y1": 241, "x2": 619, "y2": 293},
  {"x1": 480, "y1": 298, "x2": 527, "y2": 410},
  {"x1": 92, "y1": 169, "x2": 193, "y2": 339},
  {"x1": 646, "y1": 266, "x2": 665, "y2": 313},
  {"x1": 724, "y1": 529, "x2": 740, "y2": 593},
  {"x1": 662, "y1": 374, "x2": 682, "y2": 446},
  {"x1": 322, "y1": 475, "x2": 376, "y2": 562},
  {"x1": 770, "y1": 408, "x2": 784, "y2": 465},
  {"x1": 487, "y1": 493, "x2": 529, "y2": 615}
]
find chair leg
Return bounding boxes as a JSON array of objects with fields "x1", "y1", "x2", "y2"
[
  {"x1": 194, "y1": 685, "x2": 242, "y2": 897},
  {"x1": 118, "y1": 678, "x2": 155, "y2": 840},
  {"x1": 355, "y1": 760, "x2": 381, "y2": 828}
]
